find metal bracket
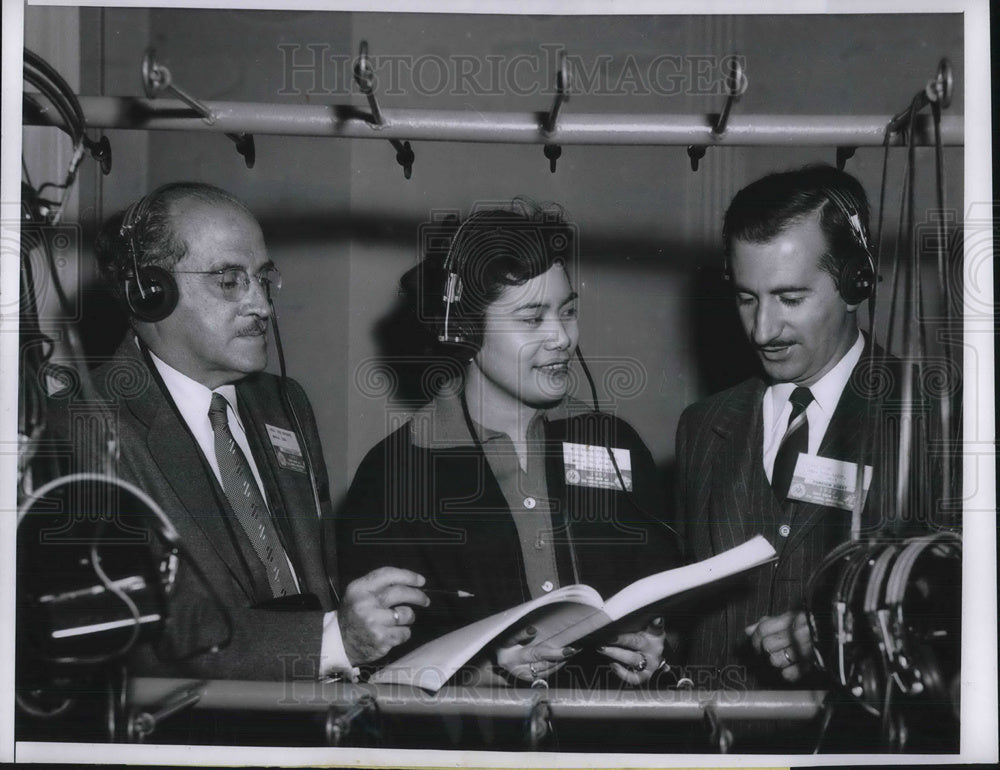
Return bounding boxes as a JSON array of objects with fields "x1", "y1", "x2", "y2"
[
  {"x1": 354, "y1": 41, "x2": 414, "y2": 179},
  {"x1": 836, "y1": 146, "x2": 857, "y2": 171},
  {"x1": 687, "y1": 56, "x2": 744, "y2": 171},
  {"x1": 141, "y1": 49, "x2": 255, "y2": 168},
  {"x1": 325, "y1": 693, "x2": 380, "y2": 746},
  {"x1": 524, "y1": 689, "x2": 553, "y2": 749},
  {"x1": 887, "y1": 58, "x2": 953, "y2": 138},
  {"x1": 542, "y1": 51, "x2": 570, "y2": 173},
  {"x1": 127, "y1": 680, "x2": 206, "y2": 742},
  {"x1": 703, "y1": 702, "x2": 733, "y2": 753}
]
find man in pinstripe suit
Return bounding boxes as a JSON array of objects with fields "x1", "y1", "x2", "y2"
[{"x1": 677, "y1": 167, "x2": 899, "y2": 698}]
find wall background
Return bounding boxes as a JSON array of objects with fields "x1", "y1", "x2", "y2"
[{"x1": 22, "y1": 7, "x2": 965, "y2": 508}]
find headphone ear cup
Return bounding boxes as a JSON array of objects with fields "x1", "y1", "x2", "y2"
[
  {"x1": 124, "y1": 265, "x2": 178, "y2": 322},
  {"x1": 838, "y1": 254, "x2": 876, "y2": 305}
]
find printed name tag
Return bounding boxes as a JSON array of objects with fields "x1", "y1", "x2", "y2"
[
  {"x1": 266, "y1": 424, "x2": 306, "y2": 473},
  {"x1": 562, "y1": 442, "x2": 632, "y2": 491},
  {"x1": 787, "y1": 453, "x2": 872, "y2": 511}
]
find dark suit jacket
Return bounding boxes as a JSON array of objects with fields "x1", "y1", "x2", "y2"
[
  {"x1": 334, "y1": 404, "x2": 683, "y2": 665},
  {"x1": 676, "y1": 345, "x2": 906, "y2": 690},
  {"x1": 41, "y1": 335, "x2": 336, "y2": 680}
]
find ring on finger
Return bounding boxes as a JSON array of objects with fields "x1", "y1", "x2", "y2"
[
  {"x1": 392, "y1": 608, "x2": 400, "y2": 625},
  {"x1": 636, "y1": 657, "x2": 648, "y2": 672},
  {"x1": 528, "y1": 662, "x2": 538, "y2": 679},
  {"x1": 782, "y1": 648, "x2": 793, "y2": 664}
]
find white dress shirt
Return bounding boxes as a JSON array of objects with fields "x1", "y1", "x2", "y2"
[
  {"x1": 761, "y1": 331, "x2": 864, "y2": 482},
  {"x1": 147, "y1": 347, "x2": 353, "y2": 678}
]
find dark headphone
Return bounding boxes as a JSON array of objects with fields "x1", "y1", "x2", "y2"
[
  {"x1": 118, "y1": 190, "x2": 179, "y2": 322},
  {"x1": 436, "y1": 209, "x2": 573, "y2": 351},
  {"x1": 437, "y1": 215, "x2": 474, "y2": 347},
  {"x1": 821, "y1": 186, "x2": 877, "y2": 305}
]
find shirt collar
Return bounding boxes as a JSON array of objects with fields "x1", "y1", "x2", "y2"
[
  {"x1": 410, "y1": 380, "x2": 573, "y2": 449},
  {"x1": 146, "y1": 345, "x2": 242, "y2": 431},
  {"x1": 768, "y1": 330, "x2": 864, "y2": 418}
]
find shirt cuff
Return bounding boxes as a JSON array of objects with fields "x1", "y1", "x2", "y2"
[{"x1": 320, "y1": 610, "x2": 360, "y2": 681}]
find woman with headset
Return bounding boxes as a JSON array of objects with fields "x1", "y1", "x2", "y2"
[{"x1": 335, "y1": 200, "x2": 682, "y2": 687}]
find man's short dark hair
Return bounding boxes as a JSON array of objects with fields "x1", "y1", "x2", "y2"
[
  {"x1": 95, "y1": 182, "x2": 252, "y2": 299},
  {"x1": 722, "y1": 165, "x2": 872, "y2": 287}
]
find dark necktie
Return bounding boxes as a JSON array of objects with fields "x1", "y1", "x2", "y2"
[
  {"x1": 772, "y1": 386, "x2": 814, "y2": 500},
  {"x1": 208, "y1": 393, "x2": 294, "y2": 597}
]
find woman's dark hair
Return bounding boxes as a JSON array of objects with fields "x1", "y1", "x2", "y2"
[{"x1": 401, "y1": 197, "x2": 576, "y2": 356}]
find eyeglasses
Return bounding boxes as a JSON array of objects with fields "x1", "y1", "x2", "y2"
[{"x1": 170, "y1": 266, "x2": 282, "y2": 302}]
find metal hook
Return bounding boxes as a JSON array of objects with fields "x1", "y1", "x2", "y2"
[
  {"x1": 542, "y1": 51, "x2": 570, "y2": 173},
  {"x1": 353, "y1": 41, "x2": 414, "y2": 179},
  {"x1": 142, "y1": 49, "x2": 215, "y2": 124},
  {"x1": 325, "y1": 693, "x2": 379, "y2": 746},
  {"x1": 142, "y1": 48, "x2": 255, "y2": 168},
  {"x1": 926, "y1": 58, "x2": 953, "y2": 109},
  {"x1": 127, "y1": 680, "x2": 206, "y2": 743},
  {"x1": 836, "y1": 146, "x2": 857, "y2": 171},
  {"x1": 687, "y1": 55, "x2": 744, "y2": 172},
  {"x1": 524, "y1": 690, "x2": 553, "y2": 749},
  {"x1": 703, "y1": 702, "x2": 734, "y2": 754},
  {"x1": 887, "y1": 57, "x2": 954, "y2": 137}
]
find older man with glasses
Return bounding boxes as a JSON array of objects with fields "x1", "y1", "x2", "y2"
[{"x1": 47, "y1": 182, "x2": 428, "y2": 681}]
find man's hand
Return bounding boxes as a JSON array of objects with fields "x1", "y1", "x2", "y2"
[
  {"x1": 339, "y1": 566, "x2": 429, "y2": 665},
  {"x1": 492, "y1": 625, "x2": 577, "y2": 684},
  {"x1": 597, "y1": 615, "x2": 668, "y2": 686},
  {"x1": 746, "y1": 610, "x2": 814, "y2": 682}
]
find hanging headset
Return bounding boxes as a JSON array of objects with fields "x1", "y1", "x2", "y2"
[
  {"x1": 822, "y1": 185, "x2": 877, "y2": 306},
  {"x1": 118, "y1": 190, "x2": 179, "y2": 323}
]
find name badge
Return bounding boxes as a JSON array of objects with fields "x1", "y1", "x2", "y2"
[
  {"x1": 787, "y1": 453, "x2": 872, "y2": 511},
  {"x1": 562, "y1": 442, "x2": 632, "y2": 491},
  {"x1": 266, "y1": 424, "x2": 306, "y2": 473}
]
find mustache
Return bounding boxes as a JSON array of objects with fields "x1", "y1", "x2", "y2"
[
  {"x1": 757, "y1": 339, "x2": 794, "y2": 349},
  {"x1": 237, "y1": 318, "x2": 269, "y2": 336}
]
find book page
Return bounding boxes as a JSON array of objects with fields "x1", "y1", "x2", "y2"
[
  {"x1": 371, "y1": 583, "x2": 603, "y2": 691},
  {"x1": 602, "y1": 535, "x2": 777, "y2": 620},
  {"x1": 536, "y1": 536, "x2": 777, "y2": 649}
]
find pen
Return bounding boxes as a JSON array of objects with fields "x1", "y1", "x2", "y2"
[{"x1": 423, "y1": 588, "x2": 476, "y2": 598}]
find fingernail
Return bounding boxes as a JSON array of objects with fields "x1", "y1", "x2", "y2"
[
  {"x1": 596, "y1": 646, "x2": 607, "y2": 653},
  {"x1": 525, "y1": 626, "x2": 537, "y2": 636},
  {"x1": 651, "y1": 616, "x2": 664, "y2": 628},
  {"x1": 562, "y1": 646, "x2": 579, "y2": 657}
]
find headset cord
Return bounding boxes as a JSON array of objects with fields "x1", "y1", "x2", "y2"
[
  {"x1": 575, "y1": 345, "x2": 683, "y2": 548},
  {"x1": 268, "y1": 294, "x2": 340, "y2": 604}
]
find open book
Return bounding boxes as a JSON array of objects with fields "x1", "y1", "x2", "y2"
[{"x1": 371, "y1": 535, "x2": 777, "y2": 691}]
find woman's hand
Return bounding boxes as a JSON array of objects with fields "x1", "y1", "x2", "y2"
[
  {"x1": 485, "y1": 626, "x2": 578, "y2": 685},
  {"x1": 597, "y1": 616, "x2": 668, "y2": 686}
]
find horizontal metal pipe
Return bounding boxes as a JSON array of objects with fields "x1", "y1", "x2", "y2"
[
  {"x1": 129, "y1": 678, "x2": 827, "y2": 721},
  {"x1": 25, "y1": 94, "x2": 963, "y2": 147}
]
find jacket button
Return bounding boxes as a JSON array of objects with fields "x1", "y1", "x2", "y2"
[
  {"x1": 523, "y1": 496, "x2": 536, "y2": 509},
  {"x1": 778, "y1": 524, "x2": 791, "y2": 538},
  {"x1": 541, "y1": 580, "x2": 554, "y2": 592}
]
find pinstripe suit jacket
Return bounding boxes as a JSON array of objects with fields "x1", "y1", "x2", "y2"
[{"x1": 676, "y1": 347, "x2": 902, "y2": 690}]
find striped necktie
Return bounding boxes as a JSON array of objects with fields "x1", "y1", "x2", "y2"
[
  {"x1": 208, "y1": 393, "x2": 294, "y2": 597},
  {"x1": 772, "y1": 386, "x2": 814, "y2": 500}
]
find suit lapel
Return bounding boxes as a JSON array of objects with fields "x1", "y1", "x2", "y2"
[
  {"x1": 707, "y1": 380, "x2": 768, "y2": 550},
  {"x1": 114, "y1": 339, "x2": 260, "y2": 602}
]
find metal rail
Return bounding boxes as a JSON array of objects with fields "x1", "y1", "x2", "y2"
[
  {"x1": 25, "y1": 95, "x2": 963, "y2": 147},
  {"x1": 129, "y1": 677, "x2": 827, "y2": 721}
]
